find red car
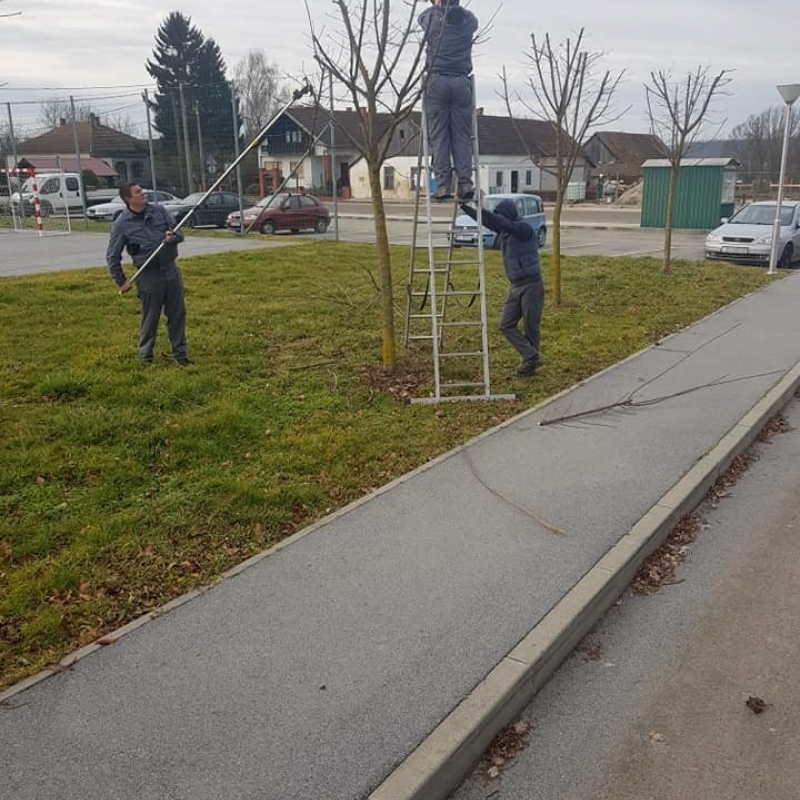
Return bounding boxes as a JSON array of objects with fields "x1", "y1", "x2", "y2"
[{"x1": 226, "y1": 192, "x2": 330, "y2": 235}]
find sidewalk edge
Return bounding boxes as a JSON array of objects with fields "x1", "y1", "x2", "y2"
[{"x1": 367, "y1": 361, "x2": 800, "y2": 800}]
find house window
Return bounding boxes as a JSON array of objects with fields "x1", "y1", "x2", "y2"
[
  {"x1": 495, "y1": 171, "x2": 503, "y2": 188},
  {"x1": 383, "y1": 166, "x2": 395, "y2": 191},
  {"x1": 410, "y1": 166, "x2": 418, "y2": 190},
  {"x1": 525, "y1": 170, "x2": 532, "y2": 186},
  {"x1": 399, "y1": 128, "x2": 406, "y2": 140},
  {"x1": 285, "y1": 131, "x2": 292, "y2": 143}
]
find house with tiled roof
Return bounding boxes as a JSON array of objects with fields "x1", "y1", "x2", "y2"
[
  {"x1": 583, "y1": 131, "x2": 668, "y2": 187},
  {"x1": 258, "y1": 105, "x2": 588, "y2": 201},
  {"x1": 11, "y1": 114, "x2": 150, "y2": 186}
]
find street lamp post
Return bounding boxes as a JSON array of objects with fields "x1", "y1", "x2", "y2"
[{"x1": 767, "y1": 84, "x2": 800, "y2": 274}]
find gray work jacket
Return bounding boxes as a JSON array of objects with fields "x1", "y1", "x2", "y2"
[{"x1": 106, "y1": 203, "x2": 184, "y2": 287}]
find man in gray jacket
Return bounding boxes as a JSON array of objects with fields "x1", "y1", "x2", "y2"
[
  {"x1": 460, "y1": 198, "x2": 544, "y2": 376},
  {"x1": 419, "y1": 0, "x2": 478, "y2": 202},
  {"x1": 107, "y1": 183, "x2": 189, "y2": 366}
]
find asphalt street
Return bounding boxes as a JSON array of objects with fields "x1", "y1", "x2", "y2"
[
  {"x1": 0, "y1": 203, "x2": 708, "y2": 276},
  {"x1": 453, "y1": 398, "x2": 800, "y2": 800}
]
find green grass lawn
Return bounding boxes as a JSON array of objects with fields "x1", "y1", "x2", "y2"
[{"x1": 0, "y1": 241, "x2": 773, "y2": 688}]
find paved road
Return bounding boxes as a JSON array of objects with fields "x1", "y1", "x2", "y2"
[
  {"x1": 0, "y1": 204, "x2": 708, "y2": 277},
  {"x1": 0, "y1": 230, "x2": 299, "y2": 276},
  {"x1": 453, "y1": 398, "x2": 800, "y2": 800}
]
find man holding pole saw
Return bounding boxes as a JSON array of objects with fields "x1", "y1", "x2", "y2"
[
  {"x1": 107, "y1": 183, "x2": 189, "y2": 367},
  {"x1": 107, "y1": 80, "x2": 313, "y2": 367}
]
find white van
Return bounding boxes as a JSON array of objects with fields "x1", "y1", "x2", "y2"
[{"x1": 11, "y1": 173, "x2": 117, "y2": 215}]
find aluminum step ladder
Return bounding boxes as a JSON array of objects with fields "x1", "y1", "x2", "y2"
[{"x1": 403, "y1": 76, "x2": 514, "y2": 404}]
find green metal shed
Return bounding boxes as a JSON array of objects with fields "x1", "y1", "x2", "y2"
[{"x1": 640, "y1": 157, "x2": 739, "y2": 229}]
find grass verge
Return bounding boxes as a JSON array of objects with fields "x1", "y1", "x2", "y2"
[{"x1": 0, "y1": 241, "x2": 773, "y2": 688}]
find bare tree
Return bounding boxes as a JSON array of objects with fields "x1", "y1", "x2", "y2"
[
  {"x1": 645, "y1": 66, "x2": 733, "y2": 273},
  {"x1": 38, "y1": 98, "x2": 92, "y2": 129},
  {"x1": 730, "y1": 106, "x2": 800, "y2": 180},
  {"x1": 234, "y1": 50, "x2": 288, "y2": 140},
  {"x1": 306, "y1": 0, "x2": 428, "y2": 370},
  {"x1": 501, "y1": 28, "x2": 626, "y2": 304}
]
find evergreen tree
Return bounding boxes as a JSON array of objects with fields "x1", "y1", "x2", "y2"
[{"x1": 146, "y1": 12, "x2": 238, "y2": 191}]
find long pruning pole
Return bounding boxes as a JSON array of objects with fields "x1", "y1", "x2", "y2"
[{"x1": 126, "y1": 81, "x2": 313, "y2": 288}]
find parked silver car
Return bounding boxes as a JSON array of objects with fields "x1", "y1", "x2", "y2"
[
  {"x1": 450, "y1": 193, "x2": 547, "y2": 249},
  {"x1": 705, "y1": 201, "x2": 800, "y2": 268},
  {"x1": 86, "y1": 190, "x2": 180, "y2": 222}
]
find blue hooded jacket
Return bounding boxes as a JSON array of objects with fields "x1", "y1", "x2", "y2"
[{"x1": 461, "y1": 199, "x2": 542, "y2": 286}]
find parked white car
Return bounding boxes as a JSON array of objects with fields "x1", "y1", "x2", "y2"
[
  {"x1": 705, "y1": 201, "x2": 800, "y2": 269},
  {"x1": 86, "y1": 190, "x2": 180, "y2": 222}
]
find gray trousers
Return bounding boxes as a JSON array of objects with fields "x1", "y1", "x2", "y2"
[
  {"x1": 137, "y1": 268, "x2": 187, "y2": 363},
  {"x1": 500, "y1": 280, "x2": 544, "y2": 363},
  {"x1": 425, "y1": 73, "x2": 473, "y2": 190}
]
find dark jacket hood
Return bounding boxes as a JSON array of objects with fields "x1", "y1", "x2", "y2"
[{"x1": 494, "y1": 199, "x2": 518, "y2": 221}]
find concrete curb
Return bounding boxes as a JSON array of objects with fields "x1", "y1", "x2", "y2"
[{"x1": 367, "y1": 360, "x2": 800, "y2": 800}]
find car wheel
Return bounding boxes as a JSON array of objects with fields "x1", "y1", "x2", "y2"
[
  {"x1": 260, "y1": 219, "x2": 276, "y2": 235},
  {"x1": 39, "y1": 200, "x2": 53, "y2": 218},
  {"x1": 778, "y1": 243, "x2": 794, "y2": 269},
  {"x1": 315, "y1": 218, "x2": 329, "y2": 234},
  {"x1": 290, "y1": 228, "x2": 300, "y2": 234},
  {"x1": 182, "y1": 215, "x2": 196, "y2": 229},
  {"x1": 537, "y1": 226, "x2": 547, "y2": 248}
]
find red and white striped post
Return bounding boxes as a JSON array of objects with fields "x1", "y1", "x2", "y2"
[{"x1": 29, "y1": 168, "x2": 44, "y2": 237}]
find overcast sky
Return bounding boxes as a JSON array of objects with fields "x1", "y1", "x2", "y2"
[{"x1": 1, "y1": 0, "x2": 797, "y2": 137}]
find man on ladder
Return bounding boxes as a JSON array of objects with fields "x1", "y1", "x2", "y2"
[{"x1": 418, "y1": 0, "x2": 478, "y2": 202}]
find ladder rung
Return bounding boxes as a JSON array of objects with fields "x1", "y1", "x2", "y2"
[
  {"x1": 439, "y1": 351, "x2": 483, "y2": 358},
  {"x1": 439, "y1": 290, "x2": 479, "y2": 297},
  {"x1": 441, "y1": 381, "x2": 487, "y2": 389},
  {"x1": 440, "y1": 321, "x2": 481, "y2": 328}
]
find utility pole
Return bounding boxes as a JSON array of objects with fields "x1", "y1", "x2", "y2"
[
  {"x1": 230, "y1": 80, "x2": 245, "y2": 235},
  {"x1": 179, "y1": 81, "x2": 193, "y2": 193},
  {"x1": 171, "y1": 91, "x2": 186, "y2": 195},
  {"x1": 329, "y1": 70, "x2": 339, "y2": 241},
  {"x1": 195, "y1": 101, "x2": 206, "y2": 191},
  {"x1": 143, "y1": 90, "x2": 159, "y2": 196}
]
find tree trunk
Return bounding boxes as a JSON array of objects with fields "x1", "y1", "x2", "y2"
[
  {"x1": 367, "y1": 163, "x2": 396, "y2": 369},
  {"x1": 551, "y1": 191, "x2": 564, "y2": 305},
  {"x1": 662, "y1": 164, "x2": 678, "y2": 274}
]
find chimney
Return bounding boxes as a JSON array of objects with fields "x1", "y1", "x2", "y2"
[
  {"x1": 59, "y1": 118, "x2": 67, "y2": 126},
  {"x1": 89, "y1": 113, "x2": 100, "y2": 127},
  {"x1": 476, "y1": 107, "x2": 484, "y2": 116}
]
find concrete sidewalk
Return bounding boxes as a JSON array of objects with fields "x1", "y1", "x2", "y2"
[{"x1": 3, "y1": 275, "x2": 800, "y2": 800}]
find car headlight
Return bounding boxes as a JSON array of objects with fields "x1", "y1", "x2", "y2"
[
  {"x1": 754, "y1": 234, "x2": 772, "y2": 244},
  {"x1": 706, "y1": 234, "x2": 722, "y2": 243}
]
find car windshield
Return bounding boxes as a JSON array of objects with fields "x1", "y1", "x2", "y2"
[
  {"x1": 730, "y1": 204, "x2": 794, "y2": 226},
  {"x1": 180, "y1": 193, "x2": 205, "y2": 205},
  {"x1": 256, "y1": 194, "x2": 288, "y2": 208},
  {"x1": 483, "y1": 197, "x2": 505, "y2": 213}
]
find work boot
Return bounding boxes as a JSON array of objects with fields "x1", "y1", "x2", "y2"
[
  {"x1": 515, "y1": 357, "x2": 540, "y2": 377},
  {"x1": 457, "y1": 181, "x2": 475, "y2": 202}
]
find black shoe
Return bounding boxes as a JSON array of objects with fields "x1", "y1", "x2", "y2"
[
  {"x1": 174, "y1": 357, "x2": 191, "y2": 367},
  {"x1": 516, "y1": 358, "x2": 540, "y2": 377},
  {"x1": 140, "y1": 358, "x2": 153, "y2": 367},
  {"x1": 458, "y1": 184, "x2": 475, "y2": 202},
  {"x1": 431, "y1": 189, "x2": 454, "y2": 202}
]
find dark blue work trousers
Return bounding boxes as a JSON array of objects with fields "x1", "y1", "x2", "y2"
[
  {"x1": 137, "y1": 268, "x2": 187, "y2": 364},
  {"x1": 500, "y1": 279, "x2": 544, "y2": 363},
  {"x1": 425, "y1": 73, "x2": 473, "y2": 191}
]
